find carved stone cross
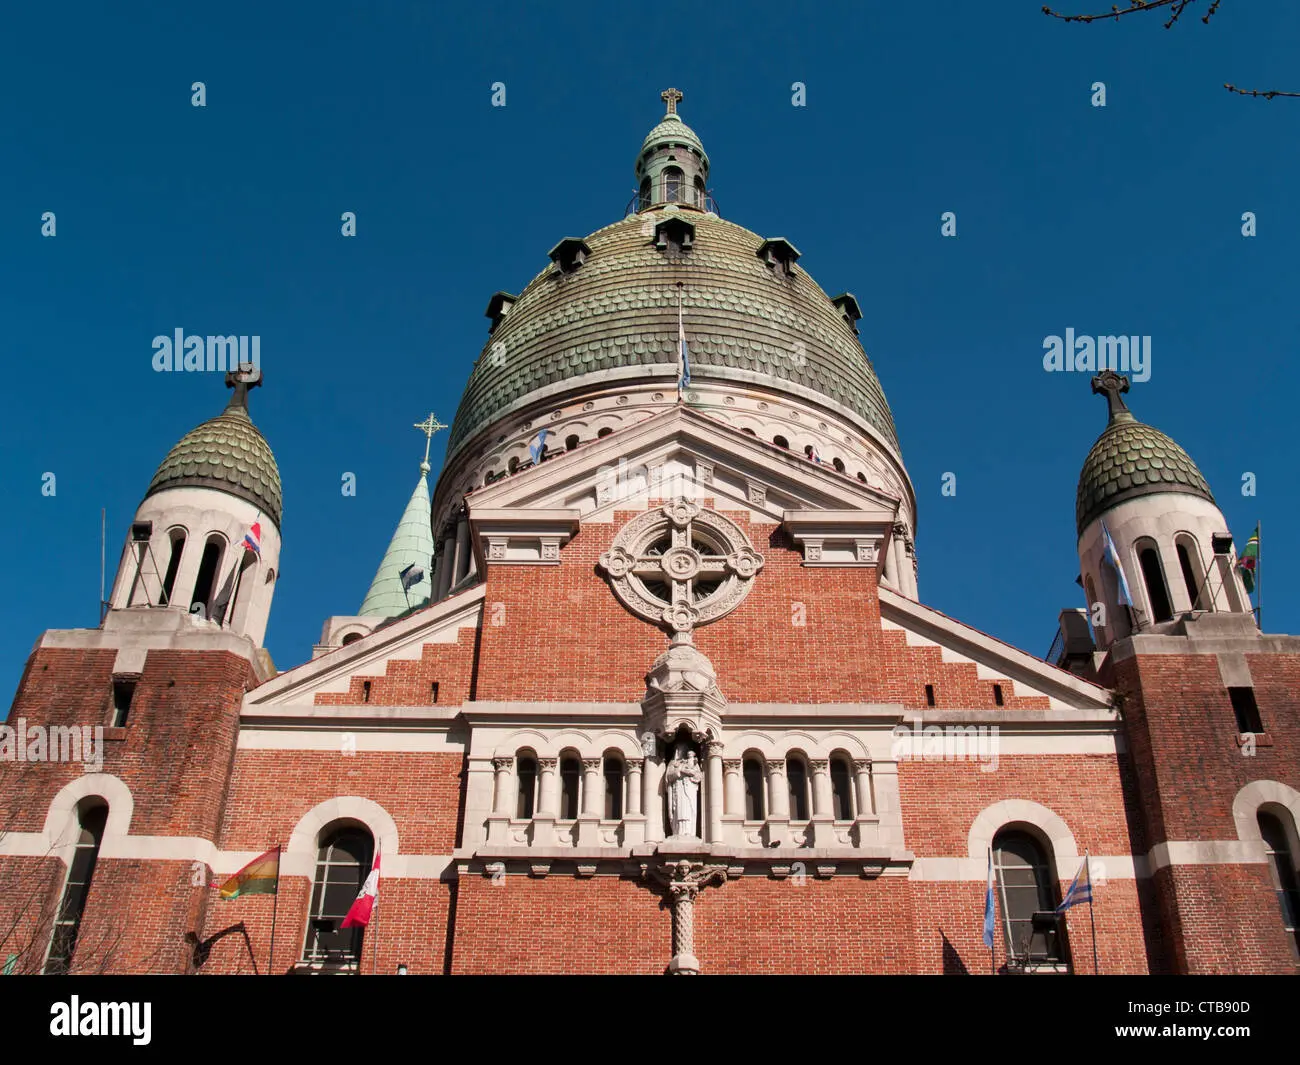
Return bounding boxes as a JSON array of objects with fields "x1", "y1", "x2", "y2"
[
  {"x1": 600, "y1": 499, "x2": 762, "y2": 635},
  {"x1": 660, "y1": 87, "x2": 684, "y2": 115}
]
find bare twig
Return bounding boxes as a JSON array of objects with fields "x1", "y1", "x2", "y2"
[
  {"x1": 1042, "y1": 0, "x2": 1221, "y2": 29},
  {"x1": 1225, "y1": 83, "x2": 1300, "y2": 100}
]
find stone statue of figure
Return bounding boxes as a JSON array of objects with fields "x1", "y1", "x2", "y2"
[{"x1": 665, "y1": 743, "x2": 702, "y2": 838}]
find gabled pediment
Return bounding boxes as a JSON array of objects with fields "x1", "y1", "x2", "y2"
[
  {"x1": 463, "y1": 405, "x2": 903, "y2": 526},
  {"x1": 243, "y1": 586, "x2": 484, "y2": 712}
]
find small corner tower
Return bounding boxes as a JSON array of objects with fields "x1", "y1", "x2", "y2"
[
  {"x1": 107, "y1": 366, "x2": 282, "y2": 646},
  {"x1": 1075, "y1": 370, "x2": 1251, "y2": 649}
]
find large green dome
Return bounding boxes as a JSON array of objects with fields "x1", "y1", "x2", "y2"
[
  {"x1": 446, "y1": 208, "x2": 901, "y2": 461},
  {"x1": 146, "y1": 397, "x2": 282, "y2": 526}
]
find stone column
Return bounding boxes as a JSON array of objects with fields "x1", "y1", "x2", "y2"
[
  {"x1": 452, "y1": 509, "x2": 470, "y2": 586},
  {"x1": 437, "y1": 529, "x2": 456, "y2": 599},
  {"x1": 643, "y1": 753, "x2": 665, "y2": 843},
  {"x1": 810, "y1": 758, "x2": 836, "y2": 847},
  {"x1": 722, "y1": 759, "x2": 744, "y2": 846},
  {"x1": 853, "y1": 758, "x2": 882, "y2": 847},
  {"x1": 578, "y1": 757, "x2": 602, "y2": 846},
  {"x1": 623, "y1": 758, "x2": 646, "y2": 845},
  {"x1": 486, "y1": 756, "x2": 513, "y2": 845},
  {"x1": 534, "y1": 757, "x2": 559, "y2": 846},
  {"x1": 765, "y1": 758, "x2": 790, "y2": 847},
  {"x1": 654, "y1": 859, "x2": 726, "y2": 976},
  {"x1": 705, "y1": 742, "x2": 724, "y2": 844}
]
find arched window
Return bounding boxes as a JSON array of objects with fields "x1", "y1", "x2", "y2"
[
  {"x1": 44, "y1": 801, "x2": 107, "y2": 974},
  {"x1": 304, "y1": 826, "x2": 373, "y2": 965},
  {"x1": 341, "y1": 632, "x2": 362, "y2": 646},
  {"x1": 638, "y1": 176, "x2": 651, "y2": 210},
  {"x1": 693, "y1": 175, "x2": 706, "y2": 208},
  {"x1": 516, "y1": 754, "x2": 538, "y2": 819},
  {"x1": 663, "y1": 167, "x2": 683, "y2": 203},
  {"x1": 161, "y1": 529, "x2": 186, "y2": 605},
  {"x1": 565, "y1": 434, "x2": 579, "y2": 452},
  {"x1": 787, "y1": 757, "x2": 810, "y2": 821},
  {"x1": 225, "y1": 550, "x2": 258, "y2": 628},
  {"x1": 743, "y1": 758, "x2": 765, "y2": 821},
  {"x1": 603, "y1": 756, "x2": 624, "y2": 820},
  {"x1": 507, "y1": 456, "x2": 519, "y2": 474},
  {"x1": 993, "y1": 829, "x2": 1066, "y2": 966},
  {"x1": 1137, "y1": 540, "x2": 1173, "y2": 623},
  {"x1": 597, "y1": 427, "x2": 612, "y2": 439},
  {"x1": 830, "y1": 757, "x2": 854, "y2": 820},
  {"x1": 741, "y1": 427, "x2": 756, "y2": 436},
  {"x1": 190, "y1": 536, "x2": 224, "y2": 614},
  {"x1": 773, "y1": 435, "x2": 789, "y2": 449},
  {"x1": 559, "y1": 755, "x2": 581, "y2": 819},
  {"x1": 832, "y1": 457, "x2": 846, "y2": 473},
  {"x1": 856, "y1": 472, "x2": 867, "y2": 484},
  {"x1": 1258, "y1": 811, "x2": 1300, "y2": 958},
  {"x1": 1176, "y1": 536, "x2": 1208, "y2": 611}
]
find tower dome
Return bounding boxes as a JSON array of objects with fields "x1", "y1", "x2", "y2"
[
  {"x1": 1075, "y1": 371, "x2": 1214, "y2": 537},
  {"x1": 146, "y1": 373, "x2": 282, "y2": 527}
]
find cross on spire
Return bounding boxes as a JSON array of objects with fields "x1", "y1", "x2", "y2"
[
  {"x1": 224, "y1": 363, "x2": 262, "y2": 411},
  {"x1": 414, "y1": 412, "x2": 448, "y2": 472},
  {"x1": 1091, "y1": 370, "x2": 1132, "y2": 422},
  {"x1": 661, "y1": 87, "x2": 683, "y2": 115}
]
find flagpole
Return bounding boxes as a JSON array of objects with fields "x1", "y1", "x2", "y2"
[
  {"x1": 988, "y1": 846, "x2": 995, "y2": 976},
  {"x1": 1087, "y1": 852, "x2": 1099, "y2": 975},
  {"x1": 267, "y1": 844, "x2": 281, "y2": 976},
  {"x1": 370, "y1": 894, "x2": 379, "y2": 976},
  {"x1": 1256, "y1": 521, "x2": 1262, "y2": 629},
  {"x1": 676, "y1": 281, "x2": 686, "y2": 404}
]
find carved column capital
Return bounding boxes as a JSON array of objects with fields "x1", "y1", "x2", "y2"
[
  {"x1": 767, "y1": 758, "x2": 786, "y2": 775},
  {"x1": 852, "y1": 759, "x2": 871, "y2": 773},
  {"x1": 722, "y1": 759, "x2": 742, "y2": 775},
  {"x1": 581, "y1": 758, "x2": 602, "y2": 773},
  {"x1": 492, "y1": 757, "x2": 513, "y2": 773},
  {"x1": 537, "y1": 757, "x2": 558, "y2": 771},
  {"x1": 625, "y1": 758, "x2": 644, "y2": 772},
  {"x1": 810, "y1": 759, "x2": 830, "y2": 774}
]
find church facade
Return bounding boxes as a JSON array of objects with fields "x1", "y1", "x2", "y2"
[{"x1": 2, "y1": 93, "x2": 1298, "y2": 976}]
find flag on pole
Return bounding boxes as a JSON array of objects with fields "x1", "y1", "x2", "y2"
[
  {"x1": 214, "y1": 847, "x2": 280, "y2": 900},
  {"x1": 242, "y1": 522, "x2": 262, "y2": 557},
  {"x1": 677, "y1": 286, "x2": 691, "y2": 397},
  {"x1": 1056, "y1": 855, "x2": 1093, "y2": 912},
  {"x1": 399, "y1": 563, "x2": 424, "y2": 592},
  {"x1": 1101, "y1": 520, "x2": 1133, "y2": 607},
  {"x1": 807, "y1": 444, "x2": 822, "y2": 464},
  {"x1": 1236, "y1": 524, "x2": 1259, "y2": 594},
  {"x1": 528, "y1": 428, "x2": 550, "y2": 465},
  {"x1": 982, "y1": 847, "x2": 996, "y2": 949},
  {"x1": 341, "y1": 852, "x2": 380, "y2": 928}
]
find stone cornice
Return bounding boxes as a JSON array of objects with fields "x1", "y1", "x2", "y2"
[{"x1": 782, "y1": 508, "x2": 899, "y2": 567}]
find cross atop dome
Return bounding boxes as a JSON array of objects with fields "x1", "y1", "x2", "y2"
[
  {"x1": 1091, "y1": 369, "x2": 1134, "y2": 424},
  {"x1": 224, "y1": 363, "x2": 262, "y2": 411},
  {"x1": 660, "y1": 87, "x2": 684, "y2": 115},
  {"x1": 414, "y1": 412, "x2": 448, "y2": 474}
]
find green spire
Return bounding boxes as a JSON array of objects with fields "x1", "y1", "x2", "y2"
[{"x1": 358, "y1": 415, "x2": 446, "y2": 618}]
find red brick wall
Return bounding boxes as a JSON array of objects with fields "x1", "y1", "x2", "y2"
[{"x1": 313, "y1": 631, "x2": 477, "y2": 708}]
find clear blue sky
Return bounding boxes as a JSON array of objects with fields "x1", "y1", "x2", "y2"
[{"x1": 3, "y1": 1, "x2": 1296, "y2": 707}]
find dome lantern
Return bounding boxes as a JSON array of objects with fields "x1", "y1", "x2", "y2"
[{"x1": 634, "y1": 88, "x2": 713, "y2": 213}]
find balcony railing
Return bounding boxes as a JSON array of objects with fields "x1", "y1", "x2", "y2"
[{"x1": 625, "y1": 188, "x2": 721, "y2": 217}]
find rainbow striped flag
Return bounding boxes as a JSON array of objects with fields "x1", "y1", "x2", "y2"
[{"x1": 215, "y1": 847, "x2": 280, "y2": 900}]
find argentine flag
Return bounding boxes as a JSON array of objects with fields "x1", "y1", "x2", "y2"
[
  {"x1": 1101, "y1": 521, "x2": 1133, "y2": 607},
  {"x1": 678, "y1": 317, "x2": 691, "y2": 397},
  {"x1": 529, "y1": 428, "x2": 550, "y2": 464}
]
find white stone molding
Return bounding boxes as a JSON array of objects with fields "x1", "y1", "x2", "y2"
[
  {"x1": 1232, "y1": 780, "x2": 1300, "y2": 848},
  {"x1": 469, "y1": 507, "x2": 580, "y2": 568},
  {"x1": 285, "y1": 797, "x2": 400, "y2": 879},
  {"x1": 967, "y1": 799, "x2": 1079, "y2": 866},
  {"x1": 784, "y1": 509, "x2": 896, "y2": 568}
]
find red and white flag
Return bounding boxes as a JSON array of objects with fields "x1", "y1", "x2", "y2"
[{"x1": 340, "y1": 851, "x2": 380, "y2": 928}]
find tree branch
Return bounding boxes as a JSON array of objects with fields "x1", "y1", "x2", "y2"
[
  {"x1": 1224, "y1": 83, "x2": 1300, "y2": 100},
  {"x1": 1042, "y1": 0, "x2": 1221, "y2": 29}
]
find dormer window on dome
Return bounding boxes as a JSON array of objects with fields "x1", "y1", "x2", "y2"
[
  {"x1": 653, "y1": 216, "x2": 695, "y2": 255},
  {"x1": 758, "y1": 238, "x2": 801, "y2": 277},
  {"x1": 832, "y1": 293, "x2": 863, "y2": 334},
  {"x1": 548, "y1": 238, "x2": 591, "y2": 276},
  {"x1": 484, "y1": 292, "x2": 517, "y2": 333}
]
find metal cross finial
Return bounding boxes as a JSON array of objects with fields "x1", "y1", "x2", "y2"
[
  {"x1": 224, "y1": 363, "x2": 262, "y2": 410},
  {"x1": 1091, "y1": 370, "x2": 1131, "y2": 421},
  {"x1": 661, "y1": 87, "x2": 684, "y2": 115},
  {"x1": 414, "y1": 412, "x2": 448, "y2": 469}
]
